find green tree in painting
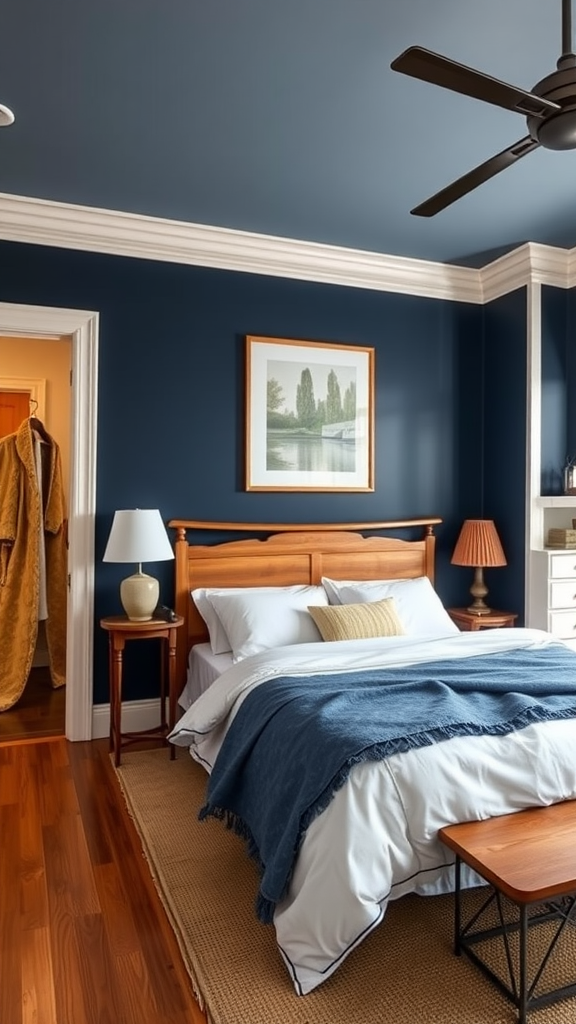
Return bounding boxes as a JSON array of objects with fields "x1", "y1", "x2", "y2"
[
  {"x1": 296, "y1": 367, "x2": 316, "y2": 428},
  {"x1": 267, "y1": 377, "x2": 284, "y2": 415},
  {"x1": 342, "y1": 379, "x2": 356, "y2": 421},
  {"x1": 325, "y1": 368, "x2": 344, "y2": 423}
]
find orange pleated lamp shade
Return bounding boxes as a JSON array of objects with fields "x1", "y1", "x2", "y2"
[{"x1": 451, "y1": 519, "x2": 507, "y2": 568}]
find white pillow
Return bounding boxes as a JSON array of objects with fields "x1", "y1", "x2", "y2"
[
  {"x1": 191, "y1": 588, "x2": 234, "y2": 654},
  {"x1": 321, "y1": 576, "x2": 410, "y2": 605},
  {"x1": 321, "y1": 576, "x2": 459, "y2": 638},
  {"x1": 205, "y1": 585, "x2": 329, "y2": 662}
]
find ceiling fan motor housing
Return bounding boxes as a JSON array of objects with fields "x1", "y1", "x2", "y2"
[
  {"x1": 390, "y1": 0, "x2": 576, "y2": 215},
  {"x1": 528, "y1": 65, "x2": 576, "y2": 150}
]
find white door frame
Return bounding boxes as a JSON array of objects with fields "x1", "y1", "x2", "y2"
[{"x1": 0, "y1": 301, "x2": 99, "y2": 740}]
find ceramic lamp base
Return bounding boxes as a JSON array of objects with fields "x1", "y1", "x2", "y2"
[{"x1": 120, "y1": 572, "x2": 159, "y2": 621}]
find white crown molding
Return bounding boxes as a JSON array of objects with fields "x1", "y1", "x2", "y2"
[
  {"x1": 0, "y1": 192, "x2": 574, "y2": 303},
  {"x1": 0, "y1": 192, "x2": 482, "y2": 302},
  {"x1": 567, "y1": 247, "x2": 576, "y2": 286},
  {"x1": 525, "y1": 242, "x2": 574, "y2": 288},
  {"x1": 480, "y1": 244, "x2": 534, "y2": 302},
  {"x1": 480, "y1": 242, "x2": 573, "y2": 303}
]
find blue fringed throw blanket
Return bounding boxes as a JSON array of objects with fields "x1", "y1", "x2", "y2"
[{"x1": 198, "y1": 644, "x2": 576, "y2": 922}]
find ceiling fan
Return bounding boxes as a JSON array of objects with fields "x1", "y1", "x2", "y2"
[{"x1": 391, "y1": 0, "x2": 576, "y2": 216}]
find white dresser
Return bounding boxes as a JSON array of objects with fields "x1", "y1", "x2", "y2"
[{"x1": 531, "y1": 549, "x2": 576, "y2": 650}]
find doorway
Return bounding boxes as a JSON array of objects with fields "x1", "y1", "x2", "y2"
[
  {"x1": 0, "y1": 301, "x2": 99, "y2": 741},
  {"x1": 0, "y1": 360, "x2": 71, "y2": 741}
]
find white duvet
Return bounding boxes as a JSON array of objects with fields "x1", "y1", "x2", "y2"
[{"x1": 169, "y1": 628, "x2": 576, "y2": 995}]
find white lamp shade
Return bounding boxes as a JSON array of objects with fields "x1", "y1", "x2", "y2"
[
  {"x1": 103, "y1": 509, "x2": 174, "y2": 564},
  {"x1": 103, "y1": 509, "x2": 174, "y2": 621}
]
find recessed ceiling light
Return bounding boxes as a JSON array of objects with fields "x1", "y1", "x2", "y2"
[{"x1": 0, "y1": 104, "x2": 15, "y2": 127}]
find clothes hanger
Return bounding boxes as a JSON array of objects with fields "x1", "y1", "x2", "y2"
[{"x1": 28, "y1": 398, "x2": 51, "y2": 443}]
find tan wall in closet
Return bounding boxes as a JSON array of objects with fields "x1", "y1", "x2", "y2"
[{"x1": 0, "y1": 335, "x2": 72, "y2": 498}]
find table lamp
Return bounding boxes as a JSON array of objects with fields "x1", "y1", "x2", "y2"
[
  {"x1": 103, "y1": 509, "x2": 174, "y2": 621},
  {"x1": 451, "y1": 519, "x2": 506, "y2": 615}
]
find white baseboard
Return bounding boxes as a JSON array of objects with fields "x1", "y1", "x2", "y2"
[{"x1": 92, "y1": 697, "x2": 166, "y2": 739}]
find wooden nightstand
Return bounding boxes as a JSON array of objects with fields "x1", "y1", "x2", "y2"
[
  {"x1": 448, "y1": 608, "x2": 518, "y2": 631},
  {"x1": 100, "y1": 614, "x2": 184, "y2": 766}
]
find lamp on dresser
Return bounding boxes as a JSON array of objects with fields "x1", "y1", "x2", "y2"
[
  {"x1": 451, "y1": 519, "x2": 507, "y2": 615},
  {"x1": 103, "y1": 508, "x2": 174, "y2": 621}
]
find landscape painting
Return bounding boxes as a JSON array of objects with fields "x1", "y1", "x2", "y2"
[{"x1": 245, "y1": 336, "x2": 374, "y2": 491}]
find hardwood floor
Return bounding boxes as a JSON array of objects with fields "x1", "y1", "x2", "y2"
[
  {"x1": 0, "y1": 737, "x2": 207, "y2": 1024},
  {"x1": 0, "y1": 667, "x2": 66, "y2": 743}
]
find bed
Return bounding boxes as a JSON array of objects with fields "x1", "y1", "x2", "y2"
[{"x1": 167, "y1": 518, "x2": 576, "y2": 996}]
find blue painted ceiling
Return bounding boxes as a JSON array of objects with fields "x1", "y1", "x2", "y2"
[{"x1": 2, "y1": 0, "x2": 576, "y2": 266}]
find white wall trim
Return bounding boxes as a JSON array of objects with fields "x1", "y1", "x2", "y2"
[
  {"x1": 525, "y1": 282, "x2": 542, "y2": 629},
  {"x1": 525, "y1": 243, "x2": 574, "y2": 288},
  {"x1": 480, "y1": 243, "x2": 574, "y2": 303},
  {"x1": 480, "y1": 244, "x2": 534, "y2": 302},
  {"x1": 0, "y1": 192, "x2": 485, "y2": 302},
  {"x1": 1, "y1": 193, "x2": 575, "y2": 304},
  {"x1": 1, "y1": 192, "x2": 575, "y2": 303},
  {"x1": 92, "y1": 698, "x2": 166, "y2": 740},
  {"x1": 0, "y1": 302, "x2": 99, "y2": 741},
  {"x1": 566, "y1": 247, "x2": 576, "y2": 284}
]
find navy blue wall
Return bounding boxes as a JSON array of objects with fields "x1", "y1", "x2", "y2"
[
  {"x1": 0, "y1": 240, "x2": 526, "y2": 702},
  {"x1": 482, "y1": 289, "x2": 527, "y2": 620},
  {"x1": 452, "y1": 303, "x2": 484, "y2": 524},
  {"x1": 567, "y1": 288, "x2": 576, "y2": 465},
  {"x1": 541, "y1": 286, "x2": 569, "y2": 495}
]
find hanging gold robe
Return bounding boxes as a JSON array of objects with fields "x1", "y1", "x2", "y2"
[{"x1": 0, "y1": 419, "x2": 68, "y2": 712}]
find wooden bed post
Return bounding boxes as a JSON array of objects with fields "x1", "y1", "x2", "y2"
[
  {"x1": 424, "y1": 523, "x2": 436, "y2": 584},
  {"x1": 172, "y1": 525, "x2": 190, "y2": 693}
]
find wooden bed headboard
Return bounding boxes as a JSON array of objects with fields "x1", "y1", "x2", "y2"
[{"x1": 167, "y1": 518, "x2": 442, "y2": 694}]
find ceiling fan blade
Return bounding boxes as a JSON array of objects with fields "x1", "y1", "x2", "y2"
[
  {"x1": 391, "y1": 47, "x2": 560, "y2": 118},
  {"x1": 411, "y1": 136, "x2": 540, "y2": 217}
]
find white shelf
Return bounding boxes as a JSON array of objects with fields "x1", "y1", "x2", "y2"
[{"x1": 536, "y1": 496, "x2": 576, "y2": 508}]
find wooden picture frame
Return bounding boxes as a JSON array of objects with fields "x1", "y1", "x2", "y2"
[{"x1": 245, "y1": 335, "x2": 375, "y2": 492}]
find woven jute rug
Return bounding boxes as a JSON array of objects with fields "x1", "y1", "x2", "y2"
[{"x1": 114, "y1": 746, "x2": 576, "y2": 1024}]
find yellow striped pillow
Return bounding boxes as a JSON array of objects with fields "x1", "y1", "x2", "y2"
[{"x1": 308, "y1": 598, "x2": 406, "y2": 642}]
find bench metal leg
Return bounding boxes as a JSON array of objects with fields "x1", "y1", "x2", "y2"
[
  {"x1": 518, "y1": 904, "x2": 528, "y2": 1024},
  {"x1": 453, "y1": 890, "x2": 576, "y2": 1023},
  {"x1": 454, "y1": 855, "x2": 461, "y2": 955}
]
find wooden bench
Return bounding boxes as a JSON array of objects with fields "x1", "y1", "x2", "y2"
[{"x1": 438, "y1": 800, "x2": 576, "y2": 1024}]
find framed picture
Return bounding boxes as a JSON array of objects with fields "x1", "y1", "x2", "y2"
[{"x1": 245, "y1": 335, "x2": 375, "y2": 492}]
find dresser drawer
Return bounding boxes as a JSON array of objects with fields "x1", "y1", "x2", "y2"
[
  {"x1": 549, "y1": 579, "x2": 576, "y2": 609},
  {"x1": 548, "y1": 552, "x2": 576, "y2": 579},
  {"x1": 549, "y1": 609, "x2": 576, "y2": 639}
]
